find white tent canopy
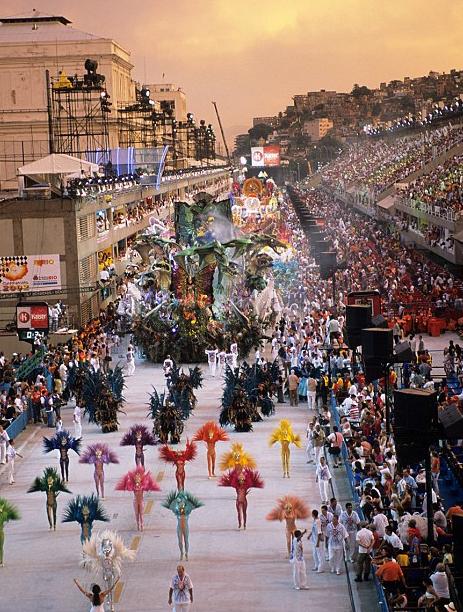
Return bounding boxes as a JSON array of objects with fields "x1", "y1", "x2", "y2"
[{"x1": 18, "y1": 153, "x2": 98, "y2": 177}]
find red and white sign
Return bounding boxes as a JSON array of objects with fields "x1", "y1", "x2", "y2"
[
  {"x1": 16, "y1": 303, "x2": 49, "y2": 330},
  {"x1": 251, "y1": 145, "x2": 281, "y2": 167}
]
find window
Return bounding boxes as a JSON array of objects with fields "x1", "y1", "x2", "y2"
[
  {"x1": 77, "y1": 214, "x2": 96, "y2": 241},
  {"x1": 79, "y1": 254, "x2": 98, "y2": 283}
]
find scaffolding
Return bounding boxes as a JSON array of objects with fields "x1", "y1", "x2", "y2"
[{"x1": 48, "y1": 70, "x2": 111, "y2": 165}]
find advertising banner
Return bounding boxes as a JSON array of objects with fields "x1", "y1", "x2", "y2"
[
  {"x1": 263, "y1": 145, "x2": 281, "y2": 167},
  {"x1": 251, "y1": 147, "x2": 265, "y2": 167},
  {"x1": 16, "y1": 302, "x2": 49, "y2": 331},
  {"x1": 0, "y1": 254, "x2": 61, "y2": 293}
]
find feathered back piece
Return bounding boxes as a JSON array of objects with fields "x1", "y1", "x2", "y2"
[
  {"x1": 43, "y1": 430, "x2": 81, "y2": 454},
  {"x1": 218, "y1": 467, "x2": 264, "y2": 492},
  {"x1": 188, "y1": 366, "x2": 203, "y2": 389},
  {"x1": 120, "y1": 424, "x2": 156, "y2": 447},
  {"x1": 159, "y1": 439, "x2": 197, "y2": 464},
  {"x1": 193, "y1": 421, "x2": 229, "y2": 445},
  {"x1": 27, "y1": 466, "x2": 72, "y2": 495},
  {"x1": 147, "y1": 387, "x2": 165, "y2": 420},
  {"x1": 80, "y1": 529, "x2": 135, "y2": 577},
  {"x1": 0, "y1": 497, "x2": 20, "y2": 523},
  {"x1": 266, "y1": 495, "x2": 310, "y2": 521},
  {"x1": 269, "y1": 420, "x2": 302, "y2": 448},
  {"x1": 219, "y1": 442, "x2": 257, "y2": 471},
  {"x1": 162, "y1": 490, "x2": 204, "y2": 516},
  {"x1": 115, "y1": 466, "x2": 161, "y2": 493},
  {"x1": 62, "y1": 494, "x2": 109, "y2": 526},
  {"x1": 79, "y1": 443, "x2": 119, "y2": 465}
]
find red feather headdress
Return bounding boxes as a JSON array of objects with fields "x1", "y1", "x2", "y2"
[{"x1": 159, "y1": 439, "x2": 197, "y2": 464}]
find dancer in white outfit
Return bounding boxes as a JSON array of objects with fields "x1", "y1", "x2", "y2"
[
  {"x1": 290, "y1": 529, "x2": 309, "y2": 589},
  {"x1": 126, "y1": 345, "x2": 136, "y2": 377},
  {"x1": 0, "y1": 426, "x2": 9, "y2": 464},
  {"x1": 326, "y1": 515, "x2": 348, "y2": 575},
  {"x1": 73, "y1": 405, "x2": 82, "y2": 440},
  {"x1": 315, "y1": 456, "x2": 332, "y2": 504},
  {"x1": 205, "y1": 348, "x2": 218, "y2": 377},
  {"x1": 6, "y1": 439, "x2": 22, "y2": 484},
  {"x1": 230, "y1": 342, "x2": 238, "y2": 369},
  {"x1": 74, "y1": 578, "x2": 119, "y2": 611}
]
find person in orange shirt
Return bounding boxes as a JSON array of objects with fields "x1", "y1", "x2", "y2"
[{"x1": 376, "y1": 553, "x2": 406, "y2": 598}]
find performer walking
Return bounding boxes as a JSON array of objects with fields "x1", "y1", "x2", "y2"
[
  {"x1": 43, "y1": 430, "x2": 81, "y2": 482},
  {"x1": 6, "y1": 439, "x2": 23, "y2": 484},
  {"x1": 168, "y1": 565, "x2": 194, "y2": 611},
  {"x1": 115, "y1": 466, "x2": 161, "y2": 531},
  {"x1": 326, "y1": 514, "x2": 348, "y2": 575},
  {"x1": 27, "y1": 466, "x2": 71, "y2": 530},
  {"x1": 163, "y1": 490, "x2": 203, "y2": 560},
  {"x1": 267, "y1": 495, "x2": 310, "y2": 557},
  {"x1": 159, "y1": 440, "x2": 197, "y2": 490},
  {"x1": 79, "y1": 443, "x2": 119, "y2": 499},
  {"x1": 315, "y1": 456, "x2": 332, "y2": 504},
  {"x1": 73, "y1": 404, "x2": 82, "y2": 440},
  {"x1": 120, "y1": 424, "x2": 156, "y2": 467},
  {"x1": 0, "y1": 497, "x2": 20, "y2": 567},
  {"x1": 0, "y1": 425, "x2": 9, "y2": 464},
  {"x1": 62, "y1": 494, "x2": 109, "y2": 544},
  {"x1": 219, "y1": 442, "x2": 257, "y2": 473},
  {"x1": 290, "y1": 529, "x2": 309, "y2": 590},
  {"x1": 340, "y1": 502, "x2": 360, "y2": 563},
  {"x1": 193, "y1": 421, "x2": 229, "y2": 478},
  {"x1": 269, "y1": 420, "x2": 302, "y2": 478},
  {"x1": 219, "y1": 467, "x2": 264, "y2": 529},
  {"x1": 74, "y1": 578, "x2": 119, "y2": 612},
  {"x1": 81, "y1": 530, "x2": 134, "y2": 612},
  {"x1": 205, "y1": 347, "x2": 218, "y2": 376}
]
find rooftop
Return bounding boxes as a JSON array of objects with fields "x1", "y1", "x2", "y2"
[{"x1": 0, "y1": 10, "x2": 104, "y2": 43}]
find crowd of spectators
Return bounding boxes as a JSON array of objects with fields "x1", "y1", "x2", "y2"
[{"x1": 321, "y1": 125, "x2": 463, "y2": 198}]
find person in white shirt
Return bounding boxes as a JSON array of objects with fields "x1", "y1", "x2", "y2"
[
  {"x1": 340, "y1": 503, "x2": 360, "y2": 562},
  {"x1": 126, "y1": 344, "x2": 135, "y2": 376},
  {"x1": 309, "y1": 509, "x2": 325, "y2": 573},
  {"x1": 205, "y1": 348, "x2": 218, "y2": 377},
  {"x1": 383, "y1": 526, "x2": 403, "y2": 552},
  {"x1": 6, "y1": 439, "x2": 22, "y2": 484},
  {"x1": 355, "y1": 524, "x2": 374, "y2": 582},
  {"x1": 326, "y1": 515, "x2": 348, "y2": 575},
  {"x1": 372, "y1": 508, "x2": 389, "y2": 538},
  {"x1": 0, "y1": 425, "x2": 9, "y2": 464},
  {"x1": 230, "y1": 343, "x2": 238, "y2": 369},
  {"x1": 73, "y1": 405, "x2": 82, "y2": 440},
  {"x1": 315, "y1": 457, "x2": 332, "y2": 504},
  {"x1": 306, "y1": 421, "x2": 315, "y2": 463},
  {"x1": 217, "y1": 350, "x2": 227, "y2": 377}
]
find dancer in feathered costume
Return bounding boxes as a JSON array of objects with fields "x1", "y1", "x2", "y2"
[
  {"x1": 218, "y1": 468, "x2": 264, "y2": 530},
  {"x1": 82, "y1": 366, "x2": 125, "y2": 433},
  {"x1": 79, "y1": 443, "x2": 119, "y2": 499},
  {"x1": 162, "y1": 490, "x2": 203, "y2": 560},
  {"x1": 269, "y1": 420, "x2": 302, "y2": 478},
  {"x1": 219, "y1": 366, "x2": 253, "y2": 432},
  {"x1": 219, "y1": 442, "x2": 257, "y2": 473},
  {"x1": 27, "y1": 467, "x2": 71, "y2": 530},
  {"x1": 115, "y1": 466, "x2": 161, "y2": 531},
  {"x1": 159, "y1": 440, "x2": 197, "y2": 490},
  {"x1": 43, "y1": 429, "x2": 81, "y2": 482},
  {"x1": 266, "y1": 495, "x2": 310, "y2": 557},
  {"x1": 120, "y1": 424, "x2": 156, "y2": 467},
  {"x1": 0, "y1": 498, "x2": 20, "y2": 567},
  {"x1": 81, "y1": 530, "x2": 135, "y2": 612},
  {"x1": 148, "y1": 388, "x2": 184, "y2": 444},
  {"x1": 193, "y1": 421, "x2": 229, "y2": 478},
  {"x1": 62, "y1": 494, "x2": 109, "y2": 544},
  {"x1": 168, "y1": 365, "x2": 203, "y2": 418}
]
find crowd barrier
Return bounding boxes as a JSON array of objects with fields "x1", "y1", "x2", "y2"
[{"x1": 330, "y1": 393, "x2": 389, "y2": 612}]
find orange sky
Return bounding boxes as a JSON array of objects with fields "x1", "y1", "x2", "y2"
[{"x1": 3, "y1": 1, "x2": 463, "y2": 146}]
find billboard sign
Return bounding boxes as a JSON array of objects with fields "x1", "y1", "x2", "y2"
[
  {"x1": 16, "y1": 302, "x2": 49, "y2": 340},
  {"x1": 0, "y1": 254, "x2": 61, "y2": 294},
  {"x1": 251, "y1": 146, "x2": 281, "y2": 167}
]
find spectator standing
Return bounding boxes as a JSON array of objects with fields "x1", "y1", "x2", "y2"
[
  {"x1": 288, "y1": 370, "x2": 300, "y2": 406},
  {"x1": 355, "y1": 523, "x2": 374, "y2": 582}
]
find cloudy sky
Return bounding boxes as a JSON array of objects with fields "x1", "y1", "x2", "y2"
[{"x1": 2, "y1": 0, "x2": 463, "y2": 145}]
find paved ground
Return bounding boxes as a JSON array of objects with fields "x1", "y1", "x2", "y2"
[
  {"x1": 1, "y1": 354, "x2": 352, "y2": 612},
  {"x1": 0, "y1": 330, "x2": 457, "y2": 611}
]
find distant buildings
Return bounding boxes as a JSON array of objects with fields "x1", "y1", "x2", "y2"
[{"x1": 303, "y1": 118, "x2": 333, "y2": 141}]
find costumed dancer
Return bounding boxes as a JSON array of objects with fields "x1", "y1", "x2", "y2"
[
  {"x1": 269, "y1": 419, "x2": 302, "y2": 478},
  {"x1": 218, "y1": 467, "x2": 264, "y2": 530},
  {"x1": 219, "y1": 442, "x2": 257, "y2": 473},
  {"x1": 43, "y1": 430, "x2": 81, "y2": 482},
  {"x1": 266, "y1": 495, "x2": 310, "y2": 557},
  {"x1": 120, "y1": 424, "x2": 156, "y2": 467},
  {"x1": 205, "y1": 348, "x2": 218, "y2": 376},
  {"x1": 159, "y1": 440, "x2": 197, "y2": 491},
  {"x1": 62, "y1": 494, "x2": 109, "y2": 544},
  {"x1": 27, "y1": 466, "x2": 71, "y2": 530},
  {"x1": 115, "y1": 466, "x2": 160, "y2": 531},
  {"x1": 162, "y1": 490, "x2": 203, "y2": 561},
  {"x1": 230, "y1": 342, "x2": 238, "y2": 369},
  {"x1": 79, "y1": 443, "x2": 119, "y2": 499},
  {"x1": 81, "y1": 530, "x2": 135, "y2": 612},
  {"x1": 0, "y1": 497, "x2": 20, "y2": 567},
  {"x1": 192, "y1": 421, "x2": 229, "y2": 478}
]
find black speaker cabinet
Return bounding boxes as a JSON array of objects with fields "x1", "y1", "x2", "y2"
[
  {"x1": 394, "y1": 341, "x2": 415, "y2": 363},
  {"x1": 371, "y1": 314, "x2": 388, "y2": 329},
  {"x1": 452, "y1": 515, "x2": 463, "y2": 572},
  {"x1": 438, "y1": 403, "x2": 463, "y2": 439},
  {"x1": 319, "y1": 251, "x2": 337, "y2": 280},
  {"x1": 346, "y1": 304, "x2": 372, "y2": 349},
  {"x1": 394, "y1": 436, "x2": 429, "y2": 469},
  {"x1": 393, "y1": 389, "x2": 438, "y2": 434},
  {"x1": 361, "y1": 328, "x2": 394, "y2": 362},
  {"x1": 363, "y1": 362, "x2": 385, "y2": 384}
]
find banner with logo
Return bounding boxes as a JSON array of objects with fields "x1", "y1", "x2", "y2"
[
  {"x1": 0, "y1": 254, "x2": 61, "y2": 294},
  {"x1": 16, "y1": 302, "x2": 49, "y2": 332},
  {"x1": 251, "y1": 146, "x2": 280, "y2": 167},
  {"x1": 251, "y1": 147, "x2": 265, "y2": 167}
]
